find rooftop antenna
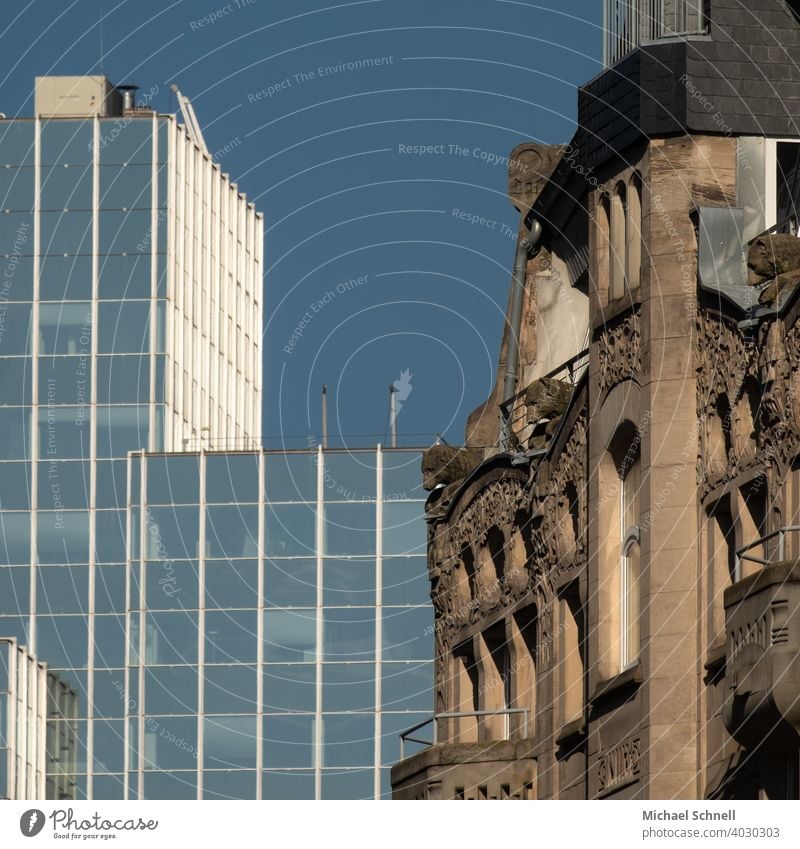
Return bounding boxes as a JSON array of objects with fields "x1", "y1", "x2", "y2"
[
  {"x1": 321, "y1": 385, "x2": 328, "y2": 449},
  {"x1": 169, "y1": 84, "x2": 209, "y2": 155},
  {"x1": 98, "y1": 2, "x2": 104, "y2": 74},
  {"x1": 389, "y1": 383, "x2": 398, "y2": 448}
]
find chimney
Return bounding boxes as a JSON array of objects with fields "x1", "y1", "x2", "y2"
[{"x1": 116, "y1": 84, "x2": 139, "y2": 112}]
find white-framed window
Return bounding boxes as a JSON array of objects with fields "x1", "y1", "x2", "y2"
[
  {"x1": 620, "y1": 452, "x2": 641, "y2": 669},
  {"x1": 740, "y1": 138, "x2": 800, "y2": 241}
]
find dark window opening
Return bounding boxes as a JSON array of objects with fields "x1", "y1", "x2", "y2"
[
  {"x1": 484, "y1": 621, "x2": 511, "y2": 712},
  {"x1": 776, "y1": 141, "x2": 800, "y2": 235},
  {"x1": 486, "y1": 527, "x2": 506, "y2": 585}
]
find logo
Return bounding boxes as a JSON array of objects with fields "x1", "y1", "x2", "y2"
[
  {"x1": 20, "y1": 810, "x2": 45, "y2": 837},
  {"x1": 390, "y1": 368, "x2": 413, "y2": 426}
]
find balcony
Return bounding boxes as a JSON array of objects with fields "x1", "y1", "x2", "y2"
[
  {"x1": 391, "y1": 709, "x2": 537, "y2": 800},
  {"x1": 604, "y1": 1, "x2": 705, "y2": 67},
  {"x1": 499, "y1": 349, "x2": 587, "y2": 453},
  {"x1": 723, "y1": 541, "x2": 800, "y2": 751}
]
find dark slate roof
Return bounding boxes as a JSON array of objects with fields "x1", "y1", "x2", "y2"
[{"x1": 574, "y1": 0, "x2": 800, "y2": 167}]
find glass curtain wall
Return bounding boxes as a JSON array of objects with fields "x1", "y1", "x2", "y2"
[
  {"x1": 125, "y1": 446, "x2": 431, "y2": 800},
  {"x1": 0, "y1": 103, "x2": 263, "y2": 801},
  {"x1": 0, "y1": 115, "x2": 167, "y2": 800},
  {"x1": 0, "y1": 637, "x2": 48, "y2": 799}
]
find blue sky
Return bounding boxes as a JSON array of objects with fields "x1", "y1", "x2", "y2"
[{"x1": 3, "y1": 0, "x2": 602, "y2": 448}]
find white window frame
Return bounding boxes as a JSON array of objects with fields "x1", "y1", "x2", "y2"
[{"x1": 619, "y1": 469, "x2": 641, "y2": 671}]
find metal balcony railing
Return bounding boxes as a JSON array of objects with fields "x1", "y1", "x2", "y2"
[
  {"x1": 755, "y1": 214, "x2": 800, "y2": 240},
  {"x1": 604, "y1": 1, "x2": 705, "y2": 67},
  {"x1": 180, "y1": 435, "x2": 446, "y2": 451},
  {"x1": 180, "y1": 437, "x2": 262, "y2": 451},
  {"x1": 735, "y1": 525, "x2": 800, "y2": 581},
  {"x1": 398, "y1": 708, "x2": 530, "y2": 760},
  {"x1": 499, "y1": 348, "x2": 588, "y2": 451}
]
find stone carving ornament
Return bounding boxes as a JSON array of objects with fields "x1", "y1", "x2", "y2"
[
  {"x1": 534, "y1": 414, "x2": 588, "y2": 579},
  {"x1": 537, "y1": 604, "x2": 554, "y2": 668},
  {"x1": 445, "y1": 476, "x2": 527, "y2": 562},
  {"x1": 427, "y1": 402, "x2": 586, "y2": 658},
  {"x1": 428, "y1": 475, "x2": 528, "y2": 646},
  {"x1": 597, "y1": 308, "x2": 641, "y2": 400},
  {"x1": 731, "y1": 387, "x2": 757, "y2": 467},
  {"x1": 753, "y1": 315, "x2": 800, "y2": 470},
  {"x1": 696, "y1": 309, "x2": 759, "y2": 492},
  {"x1": 783, "y1": 317, "x2": 800, "y2": 435}
]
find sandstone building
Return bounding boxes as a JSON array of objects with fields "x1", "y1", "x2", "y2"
[{"x1": 392, "y1": 0, "x2": 800, "y2": 799}]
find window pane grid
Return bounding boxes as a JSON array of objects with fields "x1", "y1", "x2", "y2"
[{"x1": 16, "y1": 445, "x2": 429, "y2": 798}]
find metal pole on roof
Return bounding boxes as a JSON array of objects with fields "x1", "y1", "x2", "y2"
[
  {"x1": 389, "y1": 383, "x2": 397, "y2": 448},
  {"x1": 321, "y1": 385, "x2": 328, "y2": 449}
]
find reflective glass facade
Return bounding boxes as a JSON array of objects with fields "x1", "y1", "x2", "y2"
[
  {"x1": 0, "y1": 637, "x2": 47, "y2": 799},
  {"x1": 0, "y1": 84, "x2": 429, "y2": 801},
  {"x1": 0, "y1": 97, "x2": 264, "y2": 800},
  {"x1": 126, "y1": 448, "x2": 431, "y2": 800}
]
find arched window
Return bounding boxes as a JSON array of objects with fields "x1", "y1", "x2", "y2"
[
  {"x1": 610, "y1": 182, "x2": 627, "y2": 300},
  {"x1": 603, "y1": 174, "x2": 643, "y2": 302},
  {"x1": 619, "y1": 449, "x2": 641, "y2": 669},
  {"x1": 486, "y1": 526, "x2": 506, "y2": 586},
  {"x1": 558, "y1": 588, "x2": 584, "y2": 725},
  {"x1": 737, "y1": 478, "x2": 767, "y2": 580},
  {"x1": 452, "y1": 641, "x2": 479, "y2": 743},
  {"x1": 626, "y1": 173, "x2": 642, "y2": 289},
  {"x1": 510, "y1": 605, "x2": 537, "y2": 738},
  {"x1": 599, "y1": 420, "x2": 642, "y2": 676},
  {"x1": 455, "y1": 547, "x2": 476, "y2": 609},
  {"x1": 706, "y1": 496, "x2": 735, "y2": 649},
  {"x1": 480, "y1": 623, "x2": 511, "y2": 740},
  {"x1": 597, "y1": 193, "x2": 612, "y2": 305}
]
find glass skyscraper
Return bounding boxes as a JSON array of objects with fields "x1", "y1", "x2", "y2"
[
  {"x1": 124, "y1": 447, "x2": 430, "y2": 800},
  {"x1": 0, "y1": 641, "x2": 79, "y2": 801},
  {"x1": 0, "y1": 77, "x2": 431, "y2": 800},
  {"x1": 0, "y1": 637, "x2": 47, "y2": 799}
]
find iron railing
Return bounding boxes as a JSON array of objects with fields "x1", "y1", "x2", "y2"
[
  {"x1": 605, "y1": 1, "x2": 705, "y2": 67},
  {"x1": 499, "y1": 347, "x2": 588, "y2": 450},
  {"x1": 180, "y1": 437, "x2": 262, "y2": 451},
  {"x1": 735, "y1": 525, "x2": 800, "y2": 582},
  {"x1": 753, "y1": 213, "x2": 800, "y2": 241},
  {"x1": 398, "y1": 708, "x2": 530, "y2": 760}
]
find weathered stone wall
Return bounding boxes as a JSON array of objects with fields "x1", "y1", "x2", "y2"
[{"x1": 395, "y1": 115, "x2": 800, "y2": 804}]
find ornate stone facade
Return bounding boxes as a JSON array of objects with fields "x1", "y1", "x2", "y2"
[
  {"x1": 429, "y1": 470, "x2": 530, "y2": 648},
  {"x1": 597, "y1": 307, "x2": 641, "y2": 401},
  {"x1": 393, "y1": 5, "x2": 800, "y2": 802}
]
